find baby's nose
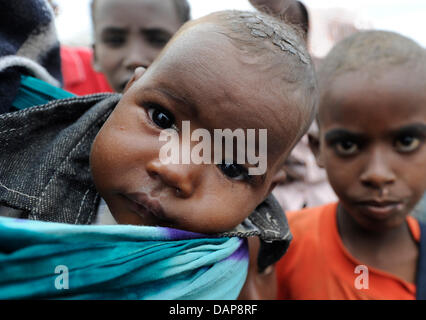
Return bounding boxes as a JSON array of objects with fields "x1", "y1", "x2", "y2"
[{"x1": 146, "y1": 160, "x2": 199, "y2": 198}]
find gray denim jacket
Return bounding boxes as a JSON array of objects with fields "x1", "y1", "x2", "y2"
[{"x1": 0, "y1": 93, "x2": 291, "y2": 271}]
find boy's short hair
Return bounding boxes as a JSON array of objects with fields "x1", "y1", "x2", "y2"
[
  {"x1": 317, "y1": 30, "x2": 426, "y2": 92},
  {"x1": 90, "y1": 0, "x2": 191, "y2": 27}
]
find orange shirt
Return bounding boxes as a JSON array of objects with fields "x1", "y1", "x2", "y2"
[{"x1": 276, "y1": 202, "x2": 420, "y2": 300}]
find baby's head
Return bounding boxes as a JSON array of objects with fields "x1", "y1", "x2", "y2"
[
  {"x1": 316, "y1": 30, "x2": 426, "y2": 231},
  {"x1": 90, "y1": 10, "x2": 317, "y2": 234},
  {"x1": 91, "y1": 0, "x2": 191, "y2": 92}
]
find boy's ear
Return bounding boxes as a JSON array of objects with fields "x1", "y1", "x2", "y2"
[
  {"x1": 123, "y1": 67, "x2": 146, "y2": 93},
  {"x1": 268, "y1": 168, "x2": 287, "y2": 194},
  {"x1": 308, "y1": 132, "x2": 324, "y2": 168}
]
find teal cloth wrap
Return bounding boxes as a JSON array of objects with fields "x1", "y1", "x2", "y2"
[
  {"x1": 12, "y1": 75, "x2": 74, "y2": 110},
  {"x1": 0, "y1": 217, "x2": 249, "y2": 300}
]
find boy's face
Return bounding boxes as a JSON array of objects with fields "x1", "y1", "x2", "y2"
[
  {"x1": 92, "y1": 0, "x2": 182, "y2": 92},
  {"x1": 318, "y1": 67, "x2": 426, "y2": 231},
  {"x1": 90, "y1": 22, "x2": 305, "y2": 233}
]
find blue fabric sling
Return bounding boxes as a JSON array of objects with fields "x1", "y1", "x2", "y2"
[
  {"x1": 416, "y1": 222, "x2": 426, "y2": 300},
  {"x1": 12, "y1": 75, "x2": 74, "y2": 110},
  {"x1": 0, "y1": 217, "x2": 249, "y2": 300}
]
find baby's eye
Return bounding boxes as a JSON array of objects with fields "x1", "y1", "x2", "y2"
[
  {"x1": 147, "y1": 105, "x2": 176, "y2": 130},
  {"x1": 394, "y1": 135, "x2": 421, "y2": 153},
  {"x1": 335, "y1": 140, "x2": 359, "y2": 156},
  {"x1": 217, "y1": 162, "x2": 250, "y2": 181}
]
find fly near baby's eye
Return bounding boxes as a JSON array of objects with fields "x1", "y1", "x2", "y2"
[
  {"x1": 335, "y1": 140, "x2": 359, "y2": 156},
  {"x1": 147, "y1": 106, "x2": 176, "y2": 130},
  {"x1": 217, "y1": 162, "x2": 249, "y2": 181},
  {"x1": 394, "y1": 135, "x2": 420, "y2": 153}
]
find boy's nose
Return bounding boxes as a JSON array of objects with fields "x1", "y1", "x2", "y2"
[
  {"x1": 145, "y1": 159, "x2": 199, "y2": 198},
  {"x1": 360, "y1": 149, "x2": 396, "y2": 189}
]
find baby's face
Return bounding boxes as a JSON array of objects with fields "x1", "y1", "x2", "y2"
[
  {"x1": 90, "y1": 22, "x2": 304, "y2": 233},
  {"x1": 318, "y1": 67, "x2": 426, "y2": 231},
  {"x1": 92, "y1": 0, "x2": 182, "y2": 92}
]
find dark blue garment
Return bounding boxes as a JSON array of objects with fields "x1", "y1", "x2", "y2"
[
  {"x1": 416, "y1": 222, "x2": 426, "y2": 299},
  {"x1": 0, "y1": 0, "x2": 62, "y2": 114}
]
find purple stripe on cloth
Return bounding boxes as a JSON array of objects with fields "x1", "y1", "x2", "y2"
[
  {"x1": 226, "y1": 238, "x2": 249, "y2": 261},
  {"x1": 163, "y1": 227, "x2": 209, "y2": 240},
  {"x1": 12, "y1": 218, "x2": 28, "y2": 223}
]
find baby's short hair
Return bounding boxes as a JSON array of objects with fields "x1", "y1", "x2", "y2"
[
  {"x1": 195, "y1": 10, "x2": 318, "y2": 141},
  {"x1": 318, "y1": 30, "x2": 426, "y2": 90}
]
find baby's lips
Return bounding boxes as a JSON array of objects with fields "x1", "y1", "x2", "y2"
[{"x1": 126, "y1": 192, "x2": 168, "y2": 221}]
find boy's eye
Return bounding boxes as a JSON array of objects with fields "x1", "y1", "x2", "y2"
[
  {"x1": 102, "y1": 34, "x2": 126, "y2": 48},
  {"x1": 144, "y1": 30, "x2": 172, "y2": 48},
  {"x1": 147, "y1": 34, "x2": 170, "y2": 47},
  {"x1": 217, "y1": 162, "x2": 249, "y2": 181},
  {"x1": 147, "y1": 105, "x2": 176, "y2": 130},
  {"x1": 394, "y1": 135, "x2": 420, "y2": 153},
  {"x1": 335, "y1": 140, "x2": 359, "y2": 156}
]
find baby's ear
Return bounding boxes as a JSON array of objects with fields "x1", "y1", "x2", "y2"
[
  {"x1": 123, "y1": 67, "x2": 146, "y2": 93},
  {"x1": 308, "y1": 132, "x2": 324, "y2": 168}
]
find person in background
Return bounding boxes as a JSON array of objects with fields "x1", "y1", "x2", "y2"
[
  {"x1": 59, "y1": 0, "x2": 191, "y2": 95},
  {"x1": 276, "y1": 30, "x2": 426, "y2": 299},
  {"x1": 45, "y1": 0, "x2": 113, "y2": 95},
  {"x1": 90, "y1": 0, "x2": 190, "y2": 93}
]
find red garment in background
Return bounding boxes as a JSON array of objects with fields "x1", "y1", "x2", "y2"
[{"x1": 61, "y1": 46, "x2": 113, "y2": 95}]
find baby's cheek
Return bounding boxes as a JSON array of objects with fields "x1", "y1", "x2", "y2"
[
  {"x1": 223, "y1": 190, "x2": 260, "y2": 225},
  {"x1": 91, "y1": 125, "x2": 133, "y2": 189},
  {"x1": 194, "y1": 193, "x2": 256, "y2": 233}
]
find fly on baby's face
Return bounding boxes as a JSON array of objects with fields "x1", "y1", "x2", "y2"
[
  {"x1": 318, "y1": 67, "x2": 426, "y2": 231},
  {"x1": 90, "y1": 21, "x2": 305, "y2": 233}
]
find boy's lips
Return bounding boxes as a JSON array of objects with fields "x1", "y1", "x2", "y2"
[
  {"x1": 355, "y1": 199, "x2": 404, "y2": 217},
  {"x1": 123, "y1": 193, "x2": 168, "y2": 222}
]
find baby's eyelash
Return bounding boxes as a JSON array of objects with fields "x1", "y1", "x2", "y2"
[
  {"x1": 217, "y1": 162, "x2": 254, "y2": 184},
  {"x1": 144, "y1": 102, "x2": 178, "y2": 131}
]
